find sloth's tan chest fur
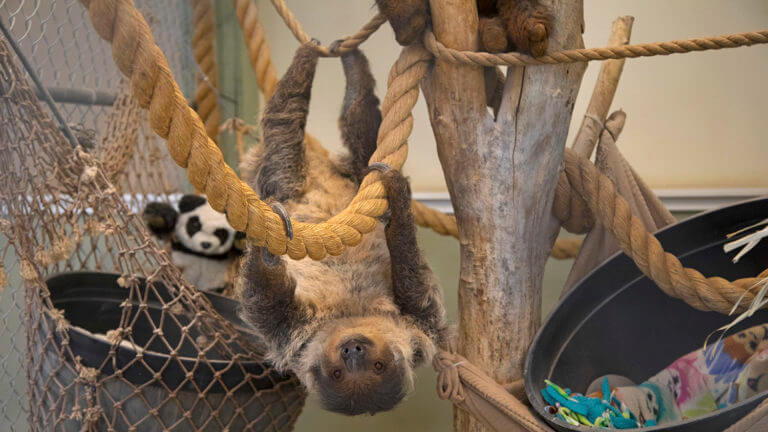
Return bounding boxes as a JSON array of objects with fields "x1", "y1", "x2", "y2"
[
  {"x1": 284, "y1": 228, "x2": 396, "y2": 319},
  {"x1": 282, "y1": 148, "x2": 398, "y2": 319}
]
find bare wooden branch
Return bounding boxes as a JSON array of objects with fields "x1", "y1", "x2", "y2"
[
  {"x1": 422, "y1": 1, "x2": 586, "y2": 431},
  {"x1": 571, "y1": 16, "x2": 634, "y2": 158}
]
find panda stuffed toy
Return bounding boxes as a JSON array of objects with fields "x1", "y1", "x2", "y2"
[{"x1": 142, "y1": 194, "x2": 246, "y2": 294}]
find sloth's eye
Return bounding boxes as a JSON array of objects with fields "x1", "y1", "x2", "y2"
[
  {"x1": 332, "y1": 369, "x2": 342, "y2": 380},
  {"x1": 374, "y1": 361, "x2": 384, "y2": 371},
  {"x1": 413, "y1": 348, "x2": 424, "y2": 360}
]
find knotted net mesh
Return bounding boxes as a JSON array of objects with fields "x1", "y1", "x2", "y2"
[{"x1": 0, "y1": 1, "x2": 305, "y2": 430}]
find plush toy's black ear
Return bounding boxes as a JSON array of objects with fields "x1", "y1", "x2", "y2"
[
  {"x1": 232, "y1": 231, "x2": 247, "y2": 254},
  {"x1": 178, "y1": 194, "x2": 207, "y2": 213},
  {"x1": 143, "y1": 202, "x2": 178, "y2": 238}
]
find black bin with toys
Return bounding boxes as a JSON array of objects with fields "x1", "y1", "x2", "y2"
[{"x1": 526, "y1": 197, "x2": 768, "y2": 431}]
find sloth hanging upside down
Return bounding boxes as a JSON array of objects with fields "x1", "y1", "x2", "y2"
[{"x1": 237, "y1": 44, "x2": 448, "y2": 415}]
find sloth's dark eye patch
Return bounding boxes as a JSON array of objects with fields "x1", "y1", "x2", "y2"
[
  {"x1": 186, "y1": 216, "x2": 202, "y2": 236},
  {"x1": 214, "y1": 228, "x2": 230, "y2": 244}
]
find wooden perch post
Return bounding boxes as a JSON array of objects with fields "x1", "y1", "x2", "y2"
[
  {"x1": 422, "y1": 1, "x2": 586, "y2": 431},
  {"x1": 571, "y1": 16, "x2": 634, "y2": 158}
]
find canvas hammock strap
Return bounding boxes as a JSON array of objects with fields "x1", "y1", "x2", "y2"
[{"x1": 434, "y1": 351, "x2": 554, "y2": 432}]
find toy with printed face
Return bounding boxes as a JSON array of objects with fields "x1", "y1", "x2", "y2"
[{"x1": 142, "y1": 194, "x2": 246, "y2": 293}]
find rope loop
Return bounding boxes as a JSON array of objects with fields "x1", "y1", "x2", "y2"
[{"x1": 433, "y1": 350, "x2": 467, "y2": 403}]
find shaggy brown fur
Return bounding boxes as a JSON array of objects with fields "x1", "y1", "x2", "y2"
[
  {"x1": 374, "y1": 0, "x2": 429, "y2": 46},
  {"x1": 339, "y1": 51, "x2": 382, "y2": 182},
  {"x1": 238, "y1": 45, "x2": 447, "y2": 416},
  {"x1": 255, "y1": 44, "x2": 317, "y2": 201},
  {"x1": 375, "y1": 0, "x2": 552, "y2": 57},
  {"x1": 479, "y1": 16, "x2": 509, "y2": 53},
  {"x1": 497, "y1": 0, "x2": 553, "y2": 58}
]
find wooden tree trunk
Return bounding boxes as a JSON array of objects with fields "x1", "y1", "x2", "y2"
[{"x1": 422, "y1": 1, "x2": 586, "y2": 431}]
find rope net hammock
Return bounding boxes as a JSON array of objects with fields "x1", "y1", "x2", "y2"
[
  {"x1": 0, "y1": 1, "x2": 305, "y2": 429},
  {"x1": 1, "y1": 0, "x2": 767, "y2": 430}
]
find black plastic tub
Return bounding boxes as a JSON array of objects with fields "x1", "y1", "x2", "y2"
[
  {"x1": 525, "y1": 197, "x2": 768, "y2": 431},
  {"x1": 32, "y1": 272, "x2": 305, "y2": 431}
]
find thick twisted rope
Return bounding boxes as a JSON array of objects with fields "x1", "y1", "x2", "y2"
[
  {"x1": 269, "y1": 0, "x2": 386, "y2": 57},
  {"x1": 424, "y1": 29, "x2": 768, "y2": 67},
  {"x1": 233, "y1": 0, "x2": 278, "y2": 100},
  {"x1": 233, "y1": 0, "x2": 461, "y2": 239},
  {"x1": 559, "y1": 148, "x2": 768, "y2": 314},
  {"x1": 80, "y1": 0, "x2": 428, "y2": 260},
  {"x1": 189, "y1": 0, "x2": 220, "y2": 139}
]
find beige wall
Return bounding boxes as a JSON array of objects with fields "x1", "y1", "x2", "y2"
[{"x1": 257, "y1": 0, "x2": 768, "y2": 191}]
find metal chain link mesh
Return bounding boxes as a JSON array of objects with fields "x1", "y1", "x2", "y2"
[{"x1": 0, "y1": 1, "x2": 306, "y2": 430}]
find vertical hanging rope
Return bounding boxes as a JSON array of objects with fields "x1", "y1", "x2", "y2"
[
  {"x1": 190, "y1": 0, "x2": 221, "y2": 139},
  {"x1": 232, "y1": 0, "x2": 279, "y2": 100}
]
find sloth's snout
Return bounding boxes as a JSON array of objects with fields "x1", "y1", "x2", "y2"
[{"x1": 340, "y1": 340, "x2": 366, "y2": 371}]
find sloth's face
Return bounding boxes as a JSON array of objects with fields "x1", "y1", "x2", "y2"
[{"x1": 311, "y1": 326, "x2": 408, "y2": 415}]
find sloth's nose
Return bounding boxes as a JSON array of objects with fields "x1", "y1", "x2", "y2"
[
  {"x1": 200, "y1": 241, "x2": 212, "y2": 250},
  {"x1": 340, "y1": 340, "x2": 366, "y2": 370},
  {"x1": 340, "y1": 341, "x2": 365, "y2": 358}
]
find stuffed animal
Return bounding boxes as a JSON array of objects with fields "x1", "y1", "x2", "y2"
[{"x1": 142, "y1": 194, "x2": 246, "y2": 294}]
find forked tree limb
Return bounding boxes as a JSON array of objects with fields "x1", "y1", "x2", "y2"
[
  {"x1": 422, "y1": 1, "x2": 586, "y2": 431},
  {"x1": 554, "y1": 15, "x2": 635, "y2": 237},
  {"x1": 571, "y1": 16, "x2": 634, "y2": 158}
]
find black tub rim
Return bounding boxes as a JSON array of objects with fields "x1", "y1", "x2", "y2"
[
  {"x1": 43, "y1": 271, "x2": 288, "y2": 392},
  {"x1": 524, "y1": 197, "x2": 768, "y2": 431}
]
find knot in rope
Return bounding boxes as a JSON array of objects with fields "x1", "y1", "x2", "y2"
[{"x1": 433, "y1": 350, "x2": 467, "y2": 403}]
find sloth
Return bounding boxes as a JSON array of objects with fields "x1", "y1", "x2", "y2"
[
  {"x1": 375, "y1": 0, "x2": 553, "y2": 57},
  {"x1": 238, "y1": 44, "x2": 448, "y2": 415}
]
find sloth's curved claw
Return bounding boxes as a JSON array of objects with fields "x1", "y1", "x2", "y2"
[
  {"x1": 269, "y1": 201, "x2": 294, "y2": 241},
  {"x1": 260, "y1": 247, "x2": 283, "y2": 268},
  {"x1": 364, "y1": 162, "x2": 392, "y2": 175},
  {"x1": 328, "y1": 39, "x2": 344, "y2": 54}
]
